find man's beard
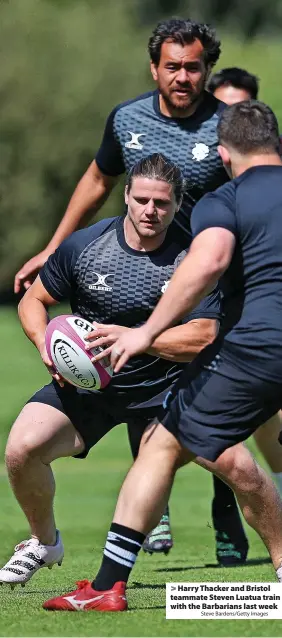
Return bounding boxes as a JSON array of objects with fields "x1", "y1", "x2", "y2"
[
  {"x1": 161, "y1": 87, "x2": 202, "y2": 113},
  {"x1": 159, "y1": 73, "x2": 208, "y2": 114}
]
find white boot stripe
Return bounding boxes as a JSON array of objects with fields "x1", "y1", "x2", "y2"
[{"x1": 0, "y1": 534, "x2": 64, "y2": 585}]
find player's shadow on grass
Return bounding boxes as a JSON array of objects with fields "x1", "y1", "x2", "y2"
[{"x1": 154, "y1": 557, "x2": 271, "y2": 573}]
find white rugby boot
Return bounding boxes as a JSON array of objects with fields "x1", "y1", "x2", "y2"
[{"x1": 0, "y1": 531, "x2": 64, "y2": 589}]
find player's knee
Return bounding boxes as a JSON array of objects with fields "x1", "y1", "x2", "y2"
[
  {"x1": 139, "y1": 423, "x2": 182, "y2": 468},
  {"x1": 216, "y1": 447, "x2": 262, "y2": 493},
  {"x1": 5, "y1": 427, "x2": 44, "y2": 469},
  {"x1": 230, "y1": 461, "x2": 262, "y2": 494}
]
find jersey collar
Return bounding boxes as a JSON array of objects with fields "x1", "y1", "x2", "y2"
[{"x1": 153, "y1": 90, "x2": 223, "y2": 125}]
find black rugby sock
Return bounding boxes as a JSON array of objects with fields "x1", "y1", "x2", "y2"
[
  {"x1": 92, "y1": 523, "x2": 145, "y2": 591},
  {"x1": 212, "y1": 475, "x2": 237, "y2": 515}
]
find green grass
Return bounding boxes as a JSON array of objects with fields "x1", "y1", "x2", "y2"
[{"x1": 0, "y1": 306, "x2": 280, "y2": 636}]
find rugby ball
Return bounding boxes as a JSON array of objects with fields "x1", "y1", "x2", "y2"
[{"x1": 45, "y1": 315, "x2": 113, "y2": 391}]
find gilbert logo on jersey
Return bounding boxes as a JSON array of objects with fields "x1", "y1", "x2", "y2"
[
  {"x1": 125, "y1": 131, "x2": 146, "y2": 150},
  {"x1": 89, "y1": 272, "x2": 113, "y2": 291}
]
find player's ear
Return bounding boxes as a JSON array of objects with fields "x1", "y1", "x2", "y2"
[
  {"x1": 218, "y1": 144, "x2": 230, "y2": 165},
  {"x1": 124, "y1": 185, "x2": 129, "y2": 205},
  {"x1": 150, "y1": 61, "x2": 158, "y2": 82}
]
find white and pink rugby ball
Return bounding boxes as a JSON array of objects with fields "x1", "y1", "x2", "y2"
[{"x1": 45, "y1": 315, "x2": 113, "y2": 391}]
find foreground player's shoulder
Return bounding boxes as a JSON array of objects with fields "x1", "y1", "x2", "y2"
[
  {"x1": 212, "y1": 179, "x2": 237, "y2": 207},
  {"x1": 191, "y1": 180, "x2": 238, "y2": 237},
  {"x1": 195, "y1": 180, "x2": 236, "y2": 213}
]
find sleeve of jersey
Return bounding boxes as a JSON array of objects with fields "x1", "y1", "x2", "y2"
[
  {"x1": 191, "y1": 191, "x2": 238, "y2": 238},
  {"x1": 181, "y1": 286, "x2": 221, "y2": 323},
  {"x1": 95, "y1": 107, "x2": 125, "y2": 176},
  {"x1": 39, "y1": 238, "x2": 77, "y2": 301}
]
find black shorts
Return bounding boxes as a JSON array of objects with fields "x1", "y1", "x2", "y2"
[
  {"x1": 162, "y1": 342, "x2": 282, "y2": 462},
  {"x1": 27, "y1": 381, "x2": 166, "y2": 458}
]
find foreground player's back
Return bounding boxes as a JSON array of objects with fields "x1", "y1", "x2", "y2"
[
  {"x1": 190, "y1": 99, "x2": 282, "y2": 382},
  {"x1": 195, "y1": 164, "x2": 282, "y2": 382}
]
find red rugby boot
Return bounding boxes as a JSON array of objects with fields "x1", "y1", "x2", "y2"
[{"x1": 43, "y1": 579, "x2": 127, "y2": 612}]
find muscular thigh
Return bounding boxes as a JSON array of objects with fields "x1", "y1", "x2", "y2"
[{"x1": 7, "y1": 403, "x2": 85, "y2": 463}]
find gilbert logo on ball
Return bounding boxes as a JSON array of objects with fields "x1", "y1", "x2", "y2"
[{"x1": 45, "y1": 315, "x2": 113, "y2": 391}]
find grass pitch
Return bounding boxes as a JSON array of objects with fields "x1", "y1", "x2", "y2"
[{"x1": 0, "y1": 306, "x2": 280, "y2": 636}]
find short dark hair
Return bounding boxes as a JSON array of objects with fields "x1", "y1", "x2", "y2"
[
  {"x1": 148, "y1": 18, "x2": 221, "y2": 68},
  {"x1": 208, "y1": 67, "x2": 259, "y2": 99},
  {"x1": 126, "y1": 153, "x2": 185, "y2": 205},
  {"x1": 218, "y1": 100, "x2": 280, "y2": 154}
]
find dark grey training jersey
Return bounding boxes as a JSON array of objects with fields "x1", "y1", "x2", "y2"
[
  {"x1": 95, "y1": 90, "x2": 227, "y2": 234},
  {"x1": 40, "y1": 216, "x2": 220, "y2": 408}
]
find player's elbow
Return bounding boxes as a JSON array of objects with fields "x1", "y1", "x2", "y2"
[
  {"x1": 200, "y1": 319, "x2": 219, "y2": 347},
  {"x1": 18, "y1": 287, "x2": 37, "y2": 320},
  {"x1": 18, "y1": 293, "x2": 32, "y2": 325},
  {"x1": 193, "y1": 319, "x2": 218, "y2": 350},
  {"x1": 180, "y1": 319, "x2": 219, "y2": 362}
]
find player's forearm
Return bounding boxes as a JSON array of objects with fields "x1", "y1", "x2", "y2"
[
  {"x1": 18, "y1": 295, "x2": 49, "y2": 351},
  {"x1": 46, "y1": 163, "x2": 116, "y2": 254},
  {"x1": 144, "y1": 252, "x2": 221, "y2": 343},
  {"x1": 147, "y1": 320, "x2": 218, "y2": 362}
]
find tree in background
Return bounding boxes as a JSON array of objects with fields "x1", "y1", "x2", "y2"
[
  {"x1": 1, "y1": 0, "x2": 282, "y2": 292},
  {"x1": 135, "y1": 0, "x2": 282, "y2": 38},
  {"x1": 0, "y1": 0, "x2": 149, "y2": 291}
]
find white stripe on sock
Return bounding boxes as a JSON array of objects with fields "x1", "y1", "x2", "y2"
[
  {"x1": 104, "y1": 549, "x2": 133, "y2": 568},
  {"x1": 107, "y1": 531, "x2": 142, "y2": 548},
  {"x1": 105, "y1": 541, "x2": 136, "y2": 564}
]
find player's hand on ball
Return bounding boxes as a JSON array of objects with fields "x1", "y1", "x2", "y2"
[
  {"x1": 84, "y1": 323, "x2": 132, "y2": 362},
  {"x1": 38, "y1": 342, "x2": 65, "y2": 387},
  {"x1": 110, "y1": 326, "x2": 154, "y2": 372},
  {"x1": 14, "y1": 249, "x2": 50, "y2": 294}
]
